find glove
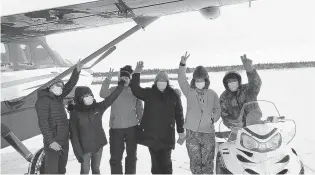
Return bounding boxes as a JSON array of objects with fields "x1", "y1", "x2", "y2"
[
  {"x1": 49, "y1": 141, "x2": 62, "y2": 151},
  {"x1": 177, "y1": 132, "x2": 186, "y2": 145},
  {"x1": 67, "y1": 104, "x2": 74, "y2": 111},
  {"x1": 77, "y1": 156, "x2": 84, "y2": 163},
  {"x1": 178, "y1": 132, "x2": 186, "y2": 139}
]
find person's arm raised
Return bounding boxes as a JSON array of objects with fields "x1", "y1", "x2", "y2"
[
  {"x1": 178, "y1": 51, "x2": 191, "y2": 97},
  {"x1": 98, "y1": 79, "x2": 126, "y2": 114},
  {"x1": 130, "y1": 61, "x2": 150, "y2": 101},
  {"x1": 99, "y1": 68, "x2": 114, "y2": 98},
  {"x1": 60, "y1": 59, "x2": 82, "y2": 99},
  {"x1": 241, "y1": 54, "x2": 262, "y2": 96}
]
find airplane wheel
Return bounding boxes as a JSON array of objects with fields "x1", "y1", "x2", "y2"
[
  {"x1": 216, "y1": 152, "x2": 232, "y2": 174},
  {"x1": 26, "y1": 148, "x2": 45, "y2": 174}
]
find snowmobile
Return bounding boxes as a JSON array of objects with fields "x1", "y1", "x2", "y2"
[{"x1": 215, "y1": 100, "x2": 304, "y2": 175}]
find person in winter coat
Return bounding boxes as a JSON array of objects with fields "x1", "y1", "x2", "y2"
[
  {"x1": 178, "y1": 52, "x2": 221, "y2": 174},
  {"x1": 35, "y1": 60, "x2": 82, "y2": 174},
  {"x1": 99, "y1": 65, "x2": 144, "y2": 175},
  {"x1": 130, "y1": 61, "x2": 185, "y2": 174},
  {"x1": 220, "y1": 54, "x2": 262, "y2": 129},
  {"x1": 68, "y1": 73, "x2": 127, "y2": 175}
]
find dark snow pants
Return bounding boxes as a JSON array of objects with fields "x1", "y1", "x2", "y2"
[
  {"x1": 148, "y1": 147, "x2": 173, "y2": 174},
  {"x1": 43, "y1": 143, "x2": 69, "y2": 174},
  {"x1": 109, "y1": 126, "x2": 137, "y2": 174}
]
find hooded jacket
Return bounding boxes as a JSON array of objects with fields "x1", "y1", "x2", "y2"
[
  {"x1": 35, "y1": 68, "x2": 79, "y2": 148},
  {"x1": 130, "y1": 73, "x2": 184, "y2": 150},
  {"x1": 69, "y1": 85, "x2": 124, "y2": 160},
  {"x1": 178, "y1": 64, "x2": 221, "y2": 134},
  {"x1": 220, "y1": 70, "x2": 262, "y2": 128},
  {"x1": 99, "y1": 79, "x2": 143, "y2": 129}
]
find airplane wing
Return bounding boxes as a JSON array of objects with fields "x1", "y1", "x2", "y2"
[
  {"x1": 1, "y1": 0, "x2": 255, "y2": 150},
  {"x1": 1, "y1": 0, "x2": 254, "y2": 43}
]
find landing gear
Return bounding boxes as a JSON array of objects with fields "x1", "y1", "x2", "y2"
[
  {"x1": 299, "y1": 161, "x2": 305, "y2": 175},
  {"x1": 25, "y1": 148, "x2": 45, "y2": 175}
]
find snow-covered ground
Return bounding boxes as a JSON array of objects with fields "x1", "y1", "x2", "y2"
[{"x1": 1, "y1": 68, "x2": 315, "y2": 174}]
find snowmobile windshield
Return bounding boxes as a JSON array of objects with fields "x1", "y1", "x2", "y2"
[
  {"x1": 240, "y1": 100, "x2": 278, "y2": 126},
  {"x1": 218, "y1": 100, "x2": 297, "y2": 145}
]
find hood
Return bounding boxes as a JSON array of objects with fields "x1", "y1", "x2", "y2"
[
  {"x1": 74, "y1": 86, "x2": 95, "y2": 111},
  {"x1": 223, "y1": 71, "x2": 242, "y2": 90},
  {"x1": 119, "y1": 65, "x2": 133, "y2": 79},
  {"x1": 191, "y1": 66, "x2": 210, "y2": 89}
]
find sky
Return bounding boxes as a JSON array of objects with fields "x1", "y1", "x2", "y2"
[{"x1": 1, "y1": 0, "x2": 315, "y2": 72}]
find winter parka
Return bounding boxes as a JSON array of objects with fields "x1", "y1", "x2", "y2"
[
  {"x1": 220, "y1": 69, "x2": 262, "y2": 128},
  {"x1": 35, "y1": 68, "x2": 79, "y2": 148},
  {"x1": 178, "y1": 64, "x2": 221, "y2": 134},
  {"x1": 130, "y1": 73, "x2": 185, "y2": 150},
  {"x1": 69, "y1": 85, "x2": 124, "y2": 161}
]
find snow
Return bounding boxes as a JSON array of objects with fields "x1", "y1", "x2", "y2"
[{"x1": 1, "y1": 68, "x2": 315, "y2": 174}]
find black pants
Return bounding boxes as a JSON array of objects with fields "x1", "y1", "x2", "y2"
[
  {"x1": 148, "y1": 147, "x2": 173, "y2": 174},
  {"x1": 43, "y1": 144, "x2": 69, "y2": 174},
  {"x1": 109, "y1": 126, "x2": 137, "y2": 174},
  {"x1": 80, "y1": 147, "x2": 103, "y2": 174}
]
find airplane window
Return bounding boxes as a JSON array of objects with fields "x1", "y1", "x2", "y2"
[
  {"x1": 1, "y1": 43, "x2": 13, "y2": 72},
  {"x1": 33, "y1": 44, "x2": 54, "y2": 68},
  {"x1": 1, "y1": 43, "x2": 10, "y2": 64},
  {"x1": 17, "y1": 44, "x2": 32, "y2": 64}
]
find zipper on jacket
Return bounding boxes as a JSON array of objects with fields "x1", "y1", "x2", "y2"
[
  {"x1": 196, "y1": 93, "x2": 205, "y2": 132},
  {"x1": 197, "y1": 109, "x2": 203, "y2": 131}
]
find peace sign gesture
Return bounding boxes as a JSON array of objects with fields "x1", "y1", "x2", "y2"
[{"x1": 181, "y1": 51, "x2": 190, "y2": 64}]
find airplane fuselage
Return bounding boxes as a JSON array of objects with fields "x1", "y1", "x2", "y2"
[{"x1": 1, "y1": 67, "x2": 93, "y2": 102}]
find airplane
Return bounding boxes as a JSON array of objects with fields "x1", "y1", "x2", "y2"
[{"x1": 1, "y1": 0, "x2": 256, "y2": 172}]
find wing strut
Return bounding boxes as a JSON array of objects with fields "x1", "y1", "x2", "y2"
[
  {"x1": 85, "y1": 46, "x2": 116, "y2": 69},
  {"x1": 22, "y1": 16, "x2": 158, "y2": 100}
]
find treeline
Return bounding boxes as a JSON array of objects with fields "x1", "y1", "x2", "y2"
[{"x1": 93, "y1": 61, "x2": 315, "y2": 77}]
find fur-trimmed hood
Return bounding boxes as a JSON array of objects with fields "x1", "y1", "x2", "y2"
[{"x1": 222, "y1": 71, "x2": 242, "y2": 90}]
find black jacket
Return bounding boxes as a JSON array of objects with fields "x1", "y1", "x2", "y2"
[
  {"x1": 69, "y1": 85, "x2": 124, "y2": 160},
  {"x1": 35, "y1": 68, "x2": 79, "y2": 148},
  {"x1": 130, "y1": 73, "x2": 184, "y2": 150}
]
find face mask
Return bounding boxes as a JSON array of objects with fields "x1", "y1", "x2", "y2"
[
  {"x1": 195, "y1": 82, "x2": 205, "y2": 89},
  {"x1": 157, "y1": 82, "x2": 167, "y2": 92},
  {"x1": 83, "y1": 96, "x2": 94, "y2": 106},
  {"x1": 120, "y1": 77, "x2": 130, "y2": 87},
  {"x1": 228, "y1": 81, "x2": 239, "y2": 92},
  {"x1": 50, "y1": 85, "x2": 63, "y2": 96}
]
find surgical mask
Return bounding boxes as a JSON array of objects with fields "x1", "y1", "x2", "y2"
[
  {"x1": 195, "y1": 82, "x2": 205, "y2": 89},
  {"x1": 50, "y1": 85, "x2": 63, "y2": 96},
  {"x1": 228, "y1": 81, "x2": 239, "y2": 92},
  {"x1": 120, "y1": 76, "x2": 130, "y2": 87},
  {"x1": 157, "y1": 82, "x2": 167, "y2": 92},
  {"x1": 83, "y1": 96, "x2": 94, "y2": 106}
]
